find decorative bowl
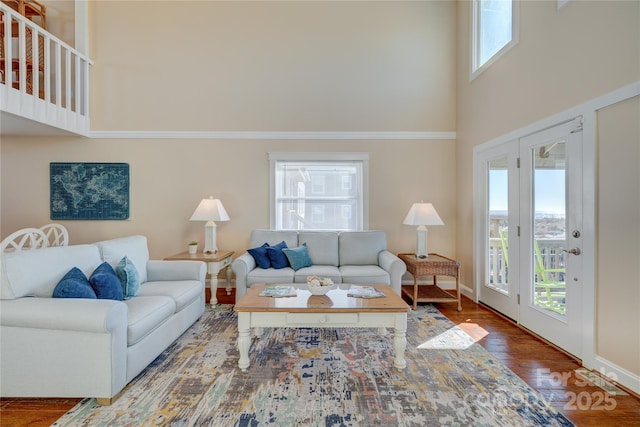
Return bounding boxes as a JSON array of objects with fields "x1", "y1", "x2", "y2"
[
  {"x1": 307, "y1": 282, "x2": 335, "y2": 295},
  {"x1": 306, "y1": 276, "x2": 335, "y2": 295}
]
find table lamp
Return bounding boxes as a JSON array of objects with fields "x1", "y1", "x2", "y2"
[
  {"x1": 403, "y1": 202, "x2": 443, "y2": 259},
  {"x1": 190, "y1": 197, "x2": 230, "y2": 254}
]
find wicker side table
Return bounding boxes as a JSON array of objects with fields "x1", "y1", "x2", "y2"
[{"x1": 398, "y1": 253, "x2": 461, "y2": 311}]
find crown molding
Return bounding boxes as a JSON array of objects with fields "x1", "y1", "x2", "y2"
[{"x1": 87, "y1": 131, "x2": 457, "y2": 140}]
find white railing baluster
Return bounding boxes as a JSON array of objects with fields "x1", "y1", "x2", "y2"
[
  {"x1": 3, "y1": 13, "x2": 12, "y2": 88},
  {"x1": 74, "y1": 52, "x2": 80, "y2": 114},
  {"x1": 31, "y1": 24, "x2": 38, "y2": 100},
  {"x1": 65, "y1": 47, "x2": 71, "y2": 116},
  {"x1": 0, "y1": 3, "x2": 92, "y2": 135},
  {"x1": 83, "y1": 58, "x2": 90, "y2": 125},
  {"x1": 54, "y1": 42, "x2": 60, "y2": 109},
  {"x1": 44, "y1": 32, "x2": 50, "y2": 103},
  {"x1": 18, "y1": 19, "x2": 26, "y2": 94}
]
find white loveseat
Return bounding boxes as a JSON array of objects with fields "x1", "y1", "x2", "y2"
[
  {"x1": 231, "y1": 230, "x2": 406, "y2": 302},
  {"x1": 0, "y1": 235, "x2": 206, "y2": 404}
]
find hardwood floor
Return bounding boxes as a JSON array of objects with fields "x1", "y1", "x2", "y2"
[
  {"x1": 1, "y1": 294, "x2": 638, "y2": 426},
  {"x1": 438, "y1": 297, "x2": 640, "y2": 426}
]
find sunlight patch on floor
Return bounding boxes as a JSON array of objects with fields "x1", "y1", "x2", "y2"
[{"x1": 417, "y1": 322, "x2": 489, "y2": 350}]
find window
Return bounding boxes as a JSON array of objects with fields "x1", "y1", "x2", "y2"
[
  {"x1": 342, "y1": 175, "x2": 352, "y2": 191},
  {"x1": 471, "y1": 0, "x2": 518, "y2": 79},
  {"x1": 269, "y1": 152, "x2": 369, "y2": 231},
  {"x1": 311, "y1": 175, "x2": 325, "y2": 194},
  {"x1": 341, "y1": 205, "x2": 352, "y2": 220}
]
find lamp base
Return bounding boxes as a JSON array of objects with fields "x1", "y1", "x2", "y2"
[
  {"x1": 203, "y1": 221, "x2": 218, "y2": 255},
  {"x1": 415, "y1": 226, "x2": 429, "y2": 259}
]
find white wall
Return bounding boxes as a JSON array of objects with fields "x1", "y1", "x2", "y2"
[
  {"x1": 457, "y1": 0, "x2": 640, "y2": 384},
  {"x1": 1, "y1": 137, "x2": 457, "y2": 262},
  {"x1": 1, "y1": 1, "x2": 458, "y2": 273},
  {"x1": 596, "y1": 95, "x2": 640, "y2": 376},
  {"x1": 88, "y1": 1, "x2": 456, "y2": 133}
]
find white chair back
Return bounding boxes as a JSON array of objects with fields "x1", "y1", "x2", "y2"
[
  {"x1": 1, "y1": 228, "x2": 49, "y2": 252},
  {"x1": 39, "y1": 223, "x2": 69, "y2": 247}
]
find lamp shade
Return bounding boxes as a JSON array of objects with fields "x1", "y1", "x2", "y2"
[
  {"x1": 190, "y1": 197, "x2": 230, "y2": 222},
  {"x1": 403, "y1": 202, "x2": 444, "y2": 226}
]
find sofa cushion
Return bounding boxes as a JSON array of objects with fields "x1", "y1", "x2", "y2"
[
  {"x1": 89, "y1": 262, "x2": 124, "y2": 300},
  {"x1": 95, "y1": 235, "x2": 149, "y2": 283},
  {"x1": 247, "y1": 243, "x2": 271, "y2": 269},
  {"x1": 266, "y1": 241, "x2": 289, "y2": 269},
  {"x1": 298, "y1": 231, "x2": 339, "y2": 266},
  {"x1": 339, "y1": 265, "x2": 390, "y2": 285},
  {"x1": 116, "y1": 256, "x2": 141, "y2": 299},
  {"x1": 1, "y1": 244, "x2": 101, "y2": 299},
  {"x1": 282, "y1": 243, "x2": 312, "y2": 271},
  {"x1": 136, "y1": 280, "x2": 203, "y2": 313},
  {"x1": 339, "y1": 231, "x2": 387, "y2": 265},
  {"x1": 293, "y1": 265, "x2": 341, "y2": 284},
  {"x1": 52, "y1": 267, "x2": 97, "y2": 299},
  {"x1": 124, "y1": 296, "x2": 176, "y2": 346},
  {"x1": 247, "y1": 267, "x2": 294, "y2": 286}
]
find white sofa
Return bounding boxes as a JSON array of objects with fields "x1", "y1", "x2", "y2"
[
  {"x1": 0, "y1": 235, "x2": 206, "y2": 404},
  {"x1": 231, "y1": 230, "x2": 406, "y2": 302}
]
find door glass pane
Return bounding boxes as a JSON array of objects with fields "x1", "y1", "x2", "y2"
[
  {"x1": 532, "y1": 140, "x2": 567, "y2": 315},
  {"x1": 488, "y1": 156, "x2": 509, "y2": 294}
]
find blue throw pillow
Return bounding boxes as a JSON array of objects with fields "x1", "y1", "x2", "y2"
[
  {"x1": 116, "y1": 256, "x2": 140, "y2": 299},
  {"x1": 52, "y1": 267, "x2": 97, "y2": 299},
  {"x1": 89, "y1": 262, "x2": 124, "y2": 300},
  {"x1": 282, "y1": 243, "x2": 313, "y2": 271},
  {"x1": 248, "y1": 243, "x2": 271, "y2": 269},
  {"x1": 266, "y1": 241, "x2": 289, "y2": 269}
]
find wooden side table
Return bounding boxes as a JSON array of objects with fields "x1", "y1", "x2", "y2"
[
  {"x1": 398, "y1": 253, "x2": 462, "y2": 311},
  {"x1": 164, "y1": 250, "x2": 234, "y2": 306}
]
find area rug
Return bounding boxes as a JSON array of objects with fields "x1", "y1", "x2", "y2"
[{"x1": 53, "y1": 305, "x2": 574, "y2": 426}]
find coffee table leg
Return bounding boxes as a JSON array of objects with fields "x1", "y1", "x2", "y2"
[
  {"x1": 237, "y1": 312, "x2": 251, "y2": 371},
  {"x1": 393, "y1": 313, "x2": 407, "y2": 369}
]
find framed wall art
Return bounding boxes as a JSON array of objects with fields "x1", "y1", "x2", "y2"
[{"x1": 50, "y1": 162, "x2": 130, "y2": 220}]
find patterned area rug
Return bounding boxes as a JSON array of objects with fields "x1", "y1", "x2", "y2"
[{"x1": 53, "y1": 305, "x2": 574, "y2": 426}]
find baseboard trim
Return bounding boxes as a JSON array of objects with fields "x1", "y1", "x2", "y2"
[
  {"x1": 590, "y1": 355, "x2": 640, "y2": 396},
  {"x1": 400, "y1": 279, "x2": 473, "y2": 299}
]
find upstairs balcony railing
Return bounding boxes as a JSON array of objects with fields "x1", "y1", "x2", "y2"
[{"x1": 0, "y1": 2, "x2": 91, "y2": 135}]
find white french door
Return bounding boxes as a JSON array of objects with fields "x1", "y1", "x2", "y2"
[
  {"x1": 476, "y1": 142, "x2": 520, "y2": 320},
  {"x1": 518, "y1": 119, "x2": 583, "y2": 357},
  {"x1": 476, "y1": 118, "x2": 584, "y2": 358}
]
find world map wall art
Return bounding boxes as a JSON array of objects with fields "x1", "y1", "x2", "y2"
[{"x1": 50, "y1": 162, "x2": 130, "y2": 220}]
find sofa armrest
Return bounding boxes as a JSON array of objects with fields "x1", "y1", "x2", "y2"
[
  {"x1": 146, "y1": 260, "x2": 206, "y2": 285},
  {"x1": 0, "y1": 298, "x2": 126, "y2": 333},
  {"x1": 378, "y1": 250, "x2": 407, "y2": 295},
  {"x1": 231, "y1": 253, "x2": 255, "y2": 302},
  {"x1": 0, "y1": 298, "x2": 129, "y2": 399}
]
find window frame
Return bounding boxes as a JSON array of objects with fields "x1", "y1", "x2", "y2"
[
  {"x1": 269, "y1": 152, "x2": 369, "y2": 231},
  {"x1": 470, "y1": 0, "x2": 519, "y2": 81}
]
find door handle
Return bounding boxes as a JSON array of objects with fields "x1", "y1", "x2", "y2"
[{"x1": 562, "y1": 247, "x2": 581, "y2": 256}]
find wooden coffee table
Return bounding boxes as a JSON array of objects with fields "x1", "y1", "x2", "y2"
[{"x1": 234, "y1": 284, "x2": 410, "y2": 371}]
